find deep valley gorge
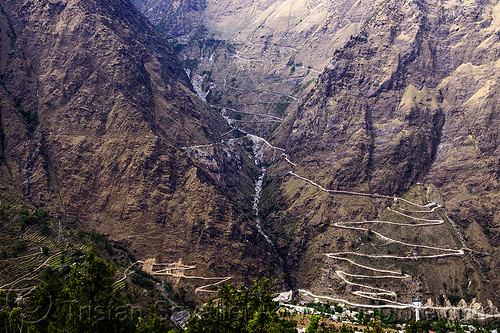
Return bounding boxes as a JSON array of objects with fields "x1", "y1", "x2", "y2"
[{"x1": 0, "y1": 0, "x2": 499, "y2": 330}]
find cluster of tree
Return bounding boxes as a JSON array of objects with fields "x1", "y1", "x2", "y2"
[
  {"x1": 183, "y1": 281, "x2": 392, "y2": 332},
  {"x1": 185, "y1": 278, "x2": 297, "y2": 332},
  {"x1": 2, "y1": 248, "x2": 497, "y2": 332},
  {"x1": 304, "y1": 302, "x2": 343, "y2": 315},
  {"x1": 0, "y1": 248, "x2": 174, "y2": 332},
  {"x1": 305, "y1": 315, "x2": 386, "y2": 333},
  {"x1": 1, "y1": 249, "x2": 301, "y2": 332}
]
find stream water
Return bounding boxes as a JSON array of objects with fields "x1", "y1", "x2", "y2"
[
  {"x1": 190, "y1": 72, "x2": 281, "y2": 252},
  {"x1": 253, "y1": 166, "x2": 273, "y2": 245},
  {"x1": 216, "y1": 106, "x2": 279, "y2": 249}
]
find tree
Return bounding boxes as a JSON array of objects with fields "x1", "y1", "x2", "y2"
[
  {"x1": 337, "y1": 324, "x2": 355, "y2": 333},
  {"x1": 306, "y1": 315, "x2": 320, "y2": 333},
  {"x1": 406, "y1": 319, "x2": 430, "y2": 333},
  {"x1": 185, "y1": 278, "x2": 296, "y2": 332},
  {"x1": 26, "y1": 268, "x2": 64, "y2": 332},
  {"x1": 0, "y1": 288, "x2": 28, "y2": 332},
  {"x1": 365, "y1": 319, "x2": 385, "y2": 333},
  {"x1": 136, "y1": 310, "x2": 173, "y2": 333},
  {"x1": 26, "y1": 248, "x2": 136, "y2": 332}
]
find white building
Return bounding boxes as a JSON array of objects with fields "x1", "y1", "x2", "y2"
[
  {"x1": 412, "y1": 298, "x2": 422, "y2": 321},
  {"x1": 273, "y1": 290, "x2": 293, "y2": 302}
]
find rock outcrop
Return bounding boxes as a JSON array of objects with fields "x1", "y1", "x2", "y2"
[
  {"x1": 131, "y1": 0, "x2": 207, "y2": 37},
  {"x1": 266, "y1": 0, "x2": 499, "y2": 306},
  {"x1": 133, "y1": 0, "x2": 380, "y2": 138},
  {"x1": 0, "y1": 0, "x2": 281, "y2": 291}
]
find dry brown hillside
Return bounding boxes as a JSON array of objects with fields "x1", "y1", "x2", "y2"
[{"x1": 0, "y1": 0, "x2": 282, "y2": 296}]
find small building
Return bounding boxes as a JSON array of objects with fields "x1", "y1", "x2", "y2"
[
  {"x1": 273, "y1": 290, "x2": 293, "y2": 302},
  {"x1": 412, "y1": 298, "x2": 422, "y2": 321}
]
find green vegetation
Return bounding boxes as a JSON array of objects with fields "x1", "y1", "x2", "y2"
[
  {"x1": 0, "y1": 238, "x2": 497, "y2": 333},
  {"x1": 0, "y1": 110, "x2": 5, "y2": 162},
  {"x1": 304, "y1": 302, "x2": 336, "y2": 315},
  {"x1": 303, "y1": 314, "x2": 386, "y2": 332},
  {"x1": 403, "y1": 319, "x2": 500, "y2": 333},
  {"x1": 12, "y1": 241, "x2": 27, "y2": 256},
  {"x1": 0, "y1": 196, "x2": 497, "y2": 333},
  {"x1": 185, "y1": 278, "x2": 297, "y2": 332},
  {"x1": 292, "y1": 302, "x2": 499, "y2": 332},
  {"x1": 273, "y1": 96, "x2": 292, "y2": 117},
  {"x1": 0, "y1": 194, "x2": 193, "y2": 331},
  {"x1": 292, "y1": 78, "x2": 316, "y2": 94},
  {"x1": 306, "y1": 315, "x2": 320, "y2": 332},
  {"x1": 19, "y1": 207, "x2": 48, "y2": 228},
  {"x1": 305, "y1": 323, "x2": 358, "y2": 333},
  {"x1": 447, "y1": 294, "x2": 462, "y2": 306},
  {"x1": 131, "y1": 270, "x2": 157, "y2": 290},
  {"x1": 0, "y1": 249, "x2": 177, "y2": 332}
]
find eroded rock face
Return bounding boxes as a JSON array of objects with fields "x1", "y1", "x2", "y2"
[
  {"x1": 0, "y1": 0, "x2": 281, "y2": 289},
  {"x1": 280, "y1": 0, "x2": 499, "y2": 236},
  {"x1": 131, "y1": 0, "x2": 207, "y2": 37},
  {"x1": 281, "y1": 9, "x2": 447, "y2": 192},
  {"x1": 265, "y1": 0, "x2": 499, "y2": 306},
  {"x1": 1, "y1": 0, "x2": 498, "y2": 308},
  {"x1": 132, "y1": 0, "x2": 380, "y2": 138},
  {"x1": 129, "y1": 0, "x2": 500, "y2": 307}
]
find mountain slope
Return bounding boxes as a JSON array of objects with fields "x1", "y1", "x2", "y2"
[
  {"x1": 130, "y1": 0, "x2": 500, "y2": 310},
  {"x1": 0, "y1": 0, "x2": 281, "y2": 293},
  {"x1": 131, "y1": 0, "x2": 206, "y2": 37},
  {"x1": 264, "y1": 0, "x2": 499, "y2": 309},
  {"x1": 132, "y1": 0, "x2": 381, "y2": 138}
]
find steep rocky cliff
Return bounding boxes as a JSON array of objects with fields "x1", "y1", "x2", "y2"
[
  {"x1": 264, "y1": 0, "x2": 499, "y2": 308},
  {"x1": 128, "y1": 0, "x2": 500, "y2": 310},
  {"x1": 2, "y1": 0, "x2": 498, "y2": 312},
  {"x1": 131, "y1": 0, "x2": 206, "y2": 37},
  {"x1": 280, "y1": 0, "x2": 499, "y2": 196},
  {"x1": 0, "y1": 0, "x2": 282, "y2": 293},
  {"x1": 133, "y1": 0, "x2": 381, "y2": 138}
]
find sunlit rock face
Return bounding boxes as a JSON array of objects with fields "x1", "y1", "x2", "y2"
[{"x1": 0, "y1": 0, "x2": 282, "y2": 294}]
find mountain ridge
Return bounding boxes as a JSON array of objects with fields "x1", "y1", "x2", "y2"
[
  {"x1": 263, "y1": 0, "x2": 499, "y2": 308},
  {"x1": 0, "y1": 0, "x2": 283, "y2": 297},
  {"x1": 0, "y1": 0, "x2": 498, "y2": 312}
]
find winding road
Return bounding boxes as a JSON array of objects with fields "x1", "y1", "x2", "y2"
[
  {"x1": 113, "y1": 261, "x2": 144, "y2": 287},
  {"x1": 179, "y1": 73, "x2": 499, "y2": 318},
  {"x1": 298, "y1": 289, "x2": 500, "y2": 318},
  {"x1": 142, "y1": 258, "x2": 232, "y2": 294},
  {"x1": 286, "y1": 171, "x2": 499, "y2": 317}
]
